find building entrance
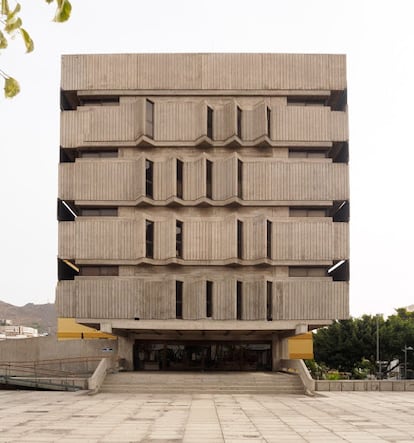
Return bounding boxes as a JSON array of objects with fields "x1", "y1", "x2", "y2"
[{"x1": 133, "y1": 342, "x2": 271, "y2": 371}]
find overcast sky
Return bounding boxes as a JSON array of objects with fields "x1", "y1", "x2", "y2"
[{"x1": 1, "y1": 0, "x2": 413, "y2": 317}]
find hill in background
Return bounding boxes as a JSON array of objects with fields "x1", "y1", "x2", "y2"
[{"x1": 0, "y1": 300, "x2": 57, "y2": 334}]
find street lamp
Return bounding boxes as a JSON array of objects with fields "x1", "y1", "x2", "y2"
[
  {"x1": 403, "y1": 345, "x2": 413, "y2": 380},
  {"x1": 376, "y1": 314, "x2": 383, "y2": 379}
]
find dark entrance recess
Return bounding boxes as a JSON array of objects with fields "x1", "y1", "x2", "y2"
[{"x1": 133, "y1": 341, "x2": 271, "y2": 371}]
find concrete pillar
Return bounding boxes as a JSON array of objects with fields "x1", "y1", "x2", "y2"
[
  {"x1": 271, "y1": 333, "x2": 281, "y2": 371},
  {"x1": 117, "y1": 334, "x2": 134, "y2": 371}
]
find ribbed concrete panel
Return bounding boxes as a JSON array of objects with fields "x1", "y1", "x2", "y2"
[
  {"x1": 333, "y1": 222, "x2": 349, "y2": 260},
  {"x1": 58, "y1": 222, "x2": 76, "y2": 258},
  {"x1": 243, "y1": 103, "x2": 267, "y2": 141},
  {"x1": 155, "y1": 101, "x2": 205, "y2": 141},
  {"x1": 243, "y1": 217, "x2": 266, "y2": 260},
  {"x1": 153, "y1": 158, "x2": 176, "y2": 200},
  {"x1": 154, "y1": 219, "x2": 175, "y2": 260},
  {"x1": 58, "y1": 163, "x2": 75, "y2": 200},
  {"x1": 56, "y1": 281, "x2": 76, "y2": 317},
  {"x1": 141, "y1": 280, "x2": 175, "y2": 320},
  {"x1": 330, "y1": 111, "x2": 349, "y2": 141},
  {"x1": 213, "y1": 156, "x2": 237, "y2": 200},
  {"x1": 183, "y1": 217, "x2": 235, "y2": 260},
  {"x1": 183, "y1": 157, "x2": 205, "y2": 200},
  {"x1": 213, "y1": 279, "x2": 236, "y2": 320},
  {"x1": 273, "y1": 281, "x2": 349, "y2": 320},
  {"x1": 243, "y1": 161, "x2": 349, "y2": 201},
  {"x1": 242, "y1": 280, "x2": 266, "y2": 320},
  {"x1": 214, "y1": 102, "x2": 236, "y2": 140},
  {"x1": 183, "y1": 280, "x2": 205, "y2": 320},
  {"x1": 62, "y1": 53, "x2": 347, "y2": 92},
  {"x1": 61, "y1": 110, "x2": 89, "y2": 148},
  {"x1": 85, "y1": 100, "x2": 145, "y2": 142},
  {"x1": 272, "y1": 220, "x2": 332, "y2": 261}
]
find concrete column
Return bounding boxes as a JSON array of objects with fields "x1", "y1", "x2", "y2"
[
  {"x1": 271, "y1": 333, "x2": 281, "y2": 371},
  {"x1": 117, "y1": 334, "x2": 134, "y2": 371}
]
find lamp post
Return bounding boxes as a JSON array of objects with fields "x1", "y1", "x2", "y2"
[
  {"x1": 376, "y1": 314, "x2": 383, "y2": 379},
  {"x1": 403, "y1": 345, "x2": 413, "y2": 380}
]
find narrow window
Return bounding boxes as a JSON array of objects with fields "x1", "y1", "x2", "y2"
[
  {"x1": 206, "y1": 281, "x2": 213, "y2": 318},
  {"x1": 176, "y1": 281, "x2": 183, "y2": 319},
  {"x1": 207, "y1": 106, "x2": 213, "y2": 139},
  {"x1": 176, "y1": 220, "x2": 183, "y2": 258},
  {"x1": 266, "y1": 220, "x2": 272, "y2": 259},
  {"x1": 79, "y1": 150, "x2": 118, "y2": 158},
  {"x1": 206, "y1": 159, "x2": 213, "y2": 199},
  {"x1": 79, "y1": 208, "x2": 118, "y2": 217},
  {"x1": 80, "y1": 266, "x2": 119, "y2": 276},
  {"x1": 267, "y1": 107, "x2": 271, "y2": 137},
  {"x1": 267, "y1": 281, "x2": 272, "y2": 321},
  {"x1": 176, "y1": 159, "x2": 183, "y2": 199},
  {"x1": 146, "y1": 99, "x2": 154, "y2": 138},
  {"x1": 145, "y1": 220, "x2": 154, "y2": 259},
  {"x1": 145, "y1": 159, "x2": 153, "y2": 198},
  {"x1": 237, "y1": 220, "x2": 243, "y2": 259},
  {"x1": 237, "y1": 159, "x2": 243, "y2": 199},
  {"x1": 237, "y1": 106, "x2": 242, "y2": 139},
  {"x1": 236, "y1": 281, "x2": 242, "y2": 320}
]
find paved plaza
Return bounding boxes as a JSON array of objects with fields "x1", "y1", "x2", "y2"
[{"x1": 1, "y1": 390, "x2": 414, "y2": 442}]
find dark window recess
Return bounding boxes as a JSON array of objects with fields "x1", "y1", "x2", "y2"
[
  {"x1": 237, "y1": 220, "x2": 243, "y2": 259},
  {"x1": 58, "y1": 259, "x2": 78, "y2": 281},
  {"x1": 287, "y1": 96, "x2": 327, "y2": 107},
  {"x1": 289, "y1": 208, "x2": 327, "y2": 217},
  {"x1": 79, "y1": 266, "x2": 119, "y2": 276},
  {"x1": 330, "y1": 201, "x2": 350, "y2": 222},
  {"x1": 207, "y1": 106, "x2": 213, "y2": 139},
  {"x1": 329, "y1": 142, "x2": 349, "y2": 163},
  {"x1": 79, "y1": 96, "x2": 120, "y2": 106},
  {"x1": 236, "y1": 281, "x2": 242, "y2": 320},
  {"x1": 176, "y1": 159, "x2": 183, "y2": 199},
  {"x1": 60, "y1": 148, "x2": 77, "y2": 163},
  {"x1": 267, "y1": 107, "x2": 271, "y2": 137},
  {"x1": 146, "y1": 99, "x2": 154, "y2": 138},
  {"x1": 237, "y1": 160, "x2": 243, "y2": 199},
  {"x1": 145, "y1": 159, "x2": 154, "y2": 198},
  {"x1": 237, "y1": 106, "x2": 242, "y2": 138},
  {"x1": 79, "y1": 208, "x2": 118, "y2": 217},
  {"x1": 60, "y1": 90, "x2": 79, "y2": 111},
  {"x1": 267, "y1": 281, "x2": 272, "y2": 321},
  {"x1": 206, "y1": 159, "x2": 213, "y2": 199},
  {"x1": 57, "y1": 199, "x2": 77, "y2": 221},
  {"x1": 176, "y1": 220, "x2": 183, "y2": 258},
  {"x1": 266, "y1": 220, "x2": 272, "y2": 259},
  {"x1": 206, "y1": 281, "x2": 213, "y2": 318},
  {"x1": 176, "y1": 281, "x2": 183, "y2": 319},
  {"x1": 328, "y1": 89, "x2": 347, "y2": 111},
  {"x1": 328, "y1": 260, "x2": 350, "y2": 282},
  {"x1": 79, "y1": 150, "x2": 118, "y2": 158},
  {"x1": 289, "y1": 267, "x2": 327, "y2": 277},
  {"x1": 146, "y1": 220, "x2": 154, "y2": 259},
  {"x1": 288, "y1": 150, "x2": 327, "y2": 158}
]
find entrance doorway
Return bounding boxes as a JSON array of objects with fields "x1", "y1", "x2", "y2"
[{"x1": 133, "y1": 342, "x2": 271, "y2": 371}]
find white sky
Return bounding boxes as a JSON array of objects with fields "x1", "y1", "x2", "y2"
[{"x1": 1, "y1": 0, "x2": 413, "y2": 317}]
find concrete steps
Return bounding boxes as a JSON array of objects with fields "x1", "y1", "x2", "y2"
[{"x1": 99, "y1": 371, "x2": 305, "y2": 395}]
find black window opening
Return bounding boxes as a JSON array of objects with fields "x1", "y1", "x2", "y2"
[
  {"x1": 79, "y1": 96, "x2": 120, "y2": 107},
  {"x1": 206, "y1": 159, "x2": 213, "y2": 199},
  {"x1": 237, "y1": 220, "x2": 243, "y2": 259},
  {"x1": 176, "y1": 159, "x2": 183, "y2": 199},
  {"x1": 79, "y1": 150, "x2": 118, "y2": 158},
  {"x1": 57, "y1": 259, "x2": 79, "y2": 281},
  {"x1": 176, "y1": 220, "x2": 183, "y2": 258},
  {"x1": 176, "y1": 281, "x2": 183, "y2": 319},
  {"x1": 237, "y1": 106, "x2": 242, "y2": 139},
  {"x1": 236, "y1": 281, "x2": 242, "y2": 320},
  {"x1": 145, "y1": 159, "x2": 154, "y2": 198},
  {"x1": 79, "y1": 266, "x2": 119, "y2": 276},
  {"x1": 146, "y1": 99, "x2": 154, "y2": 138},
  {"x1": 207, "y1": 106, "x2": 213, "y2": 139},
  {"x1": 206, "y1": 281, "x2": 213, "y2": 318},
  {"x1": 267, "y1": 281, "x2": 272, "y2": 321},
  {"x1": 145, "y1": 220, "x2": 154, "y2": 259},
  {"x1": 79, "y1": 208, "x2": 118, "y2": 217},
  {"x1": 57, "y1": 199, "x2": 77, "y2": 221},
  {"x1": 266, "y1": 220, "x2": 272, "y2": 259},
  {"x1": 267, "y1": 107, "x2": 271, "y2": 137},
  {"x1": 237, "y1": 159, "x2": 243, "y2": 199}
]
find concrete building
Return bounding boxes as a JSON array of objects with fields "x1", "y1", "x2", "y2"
[{"x1": 56, "y1": 53, "x2": 349, "y2": 371}]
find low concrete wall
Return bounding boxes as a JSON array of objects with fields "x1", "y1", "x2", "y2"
[
  {"x1": 280, "y1": 359, "x2": 315, "y2": 395},
  {"x1": 316, "y1": 380, "x2": 414, "y2": 392},
  {"x1": 88, "y1": 358, "x2": 111, "y2": 392},
  {"x1": 0, "y1": 336, "x2": 117, "y2": 373}
]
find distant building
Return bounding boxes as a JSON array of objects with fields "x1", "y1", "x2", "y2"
[
  {"x1": 57, "y1": 53, "x2": 349, "y2": 371},
  {"x1": 0, "y1": 325, "x2": 39, "y2": 339}
]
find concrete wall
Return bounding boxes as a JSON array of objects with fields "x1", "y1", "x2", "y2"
[{"x1": 316, "y1": 380, "x2": 414, "y2": 392}]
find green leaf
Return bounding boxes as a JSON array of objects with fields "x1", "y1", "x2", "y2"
[
  {"x1": 0, "y1": 31, "x2": 7, "y2": 49},
  {"x1": 54, "y1": 0, "x2": 71, "y2": 22},
  {"x1": 4, "y1": 76, "x2": 20, "y2": 98},
  {"x1": 1, "y1": 0, "x2": 10, "y2": 15},
  {"x1": 20, "y1": 28, "x2": 34, "y2": 53}
]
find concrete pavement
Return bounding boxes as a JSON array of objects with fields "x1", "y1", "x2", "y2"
[{"x1": 1, "y1": 390, "x2": 414, "y2": 442}]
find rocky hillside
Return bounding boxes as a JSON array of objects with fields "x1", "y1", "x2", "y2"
[{"x1": 0, "y1": 300, "x2": 57, "y2": 334}]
